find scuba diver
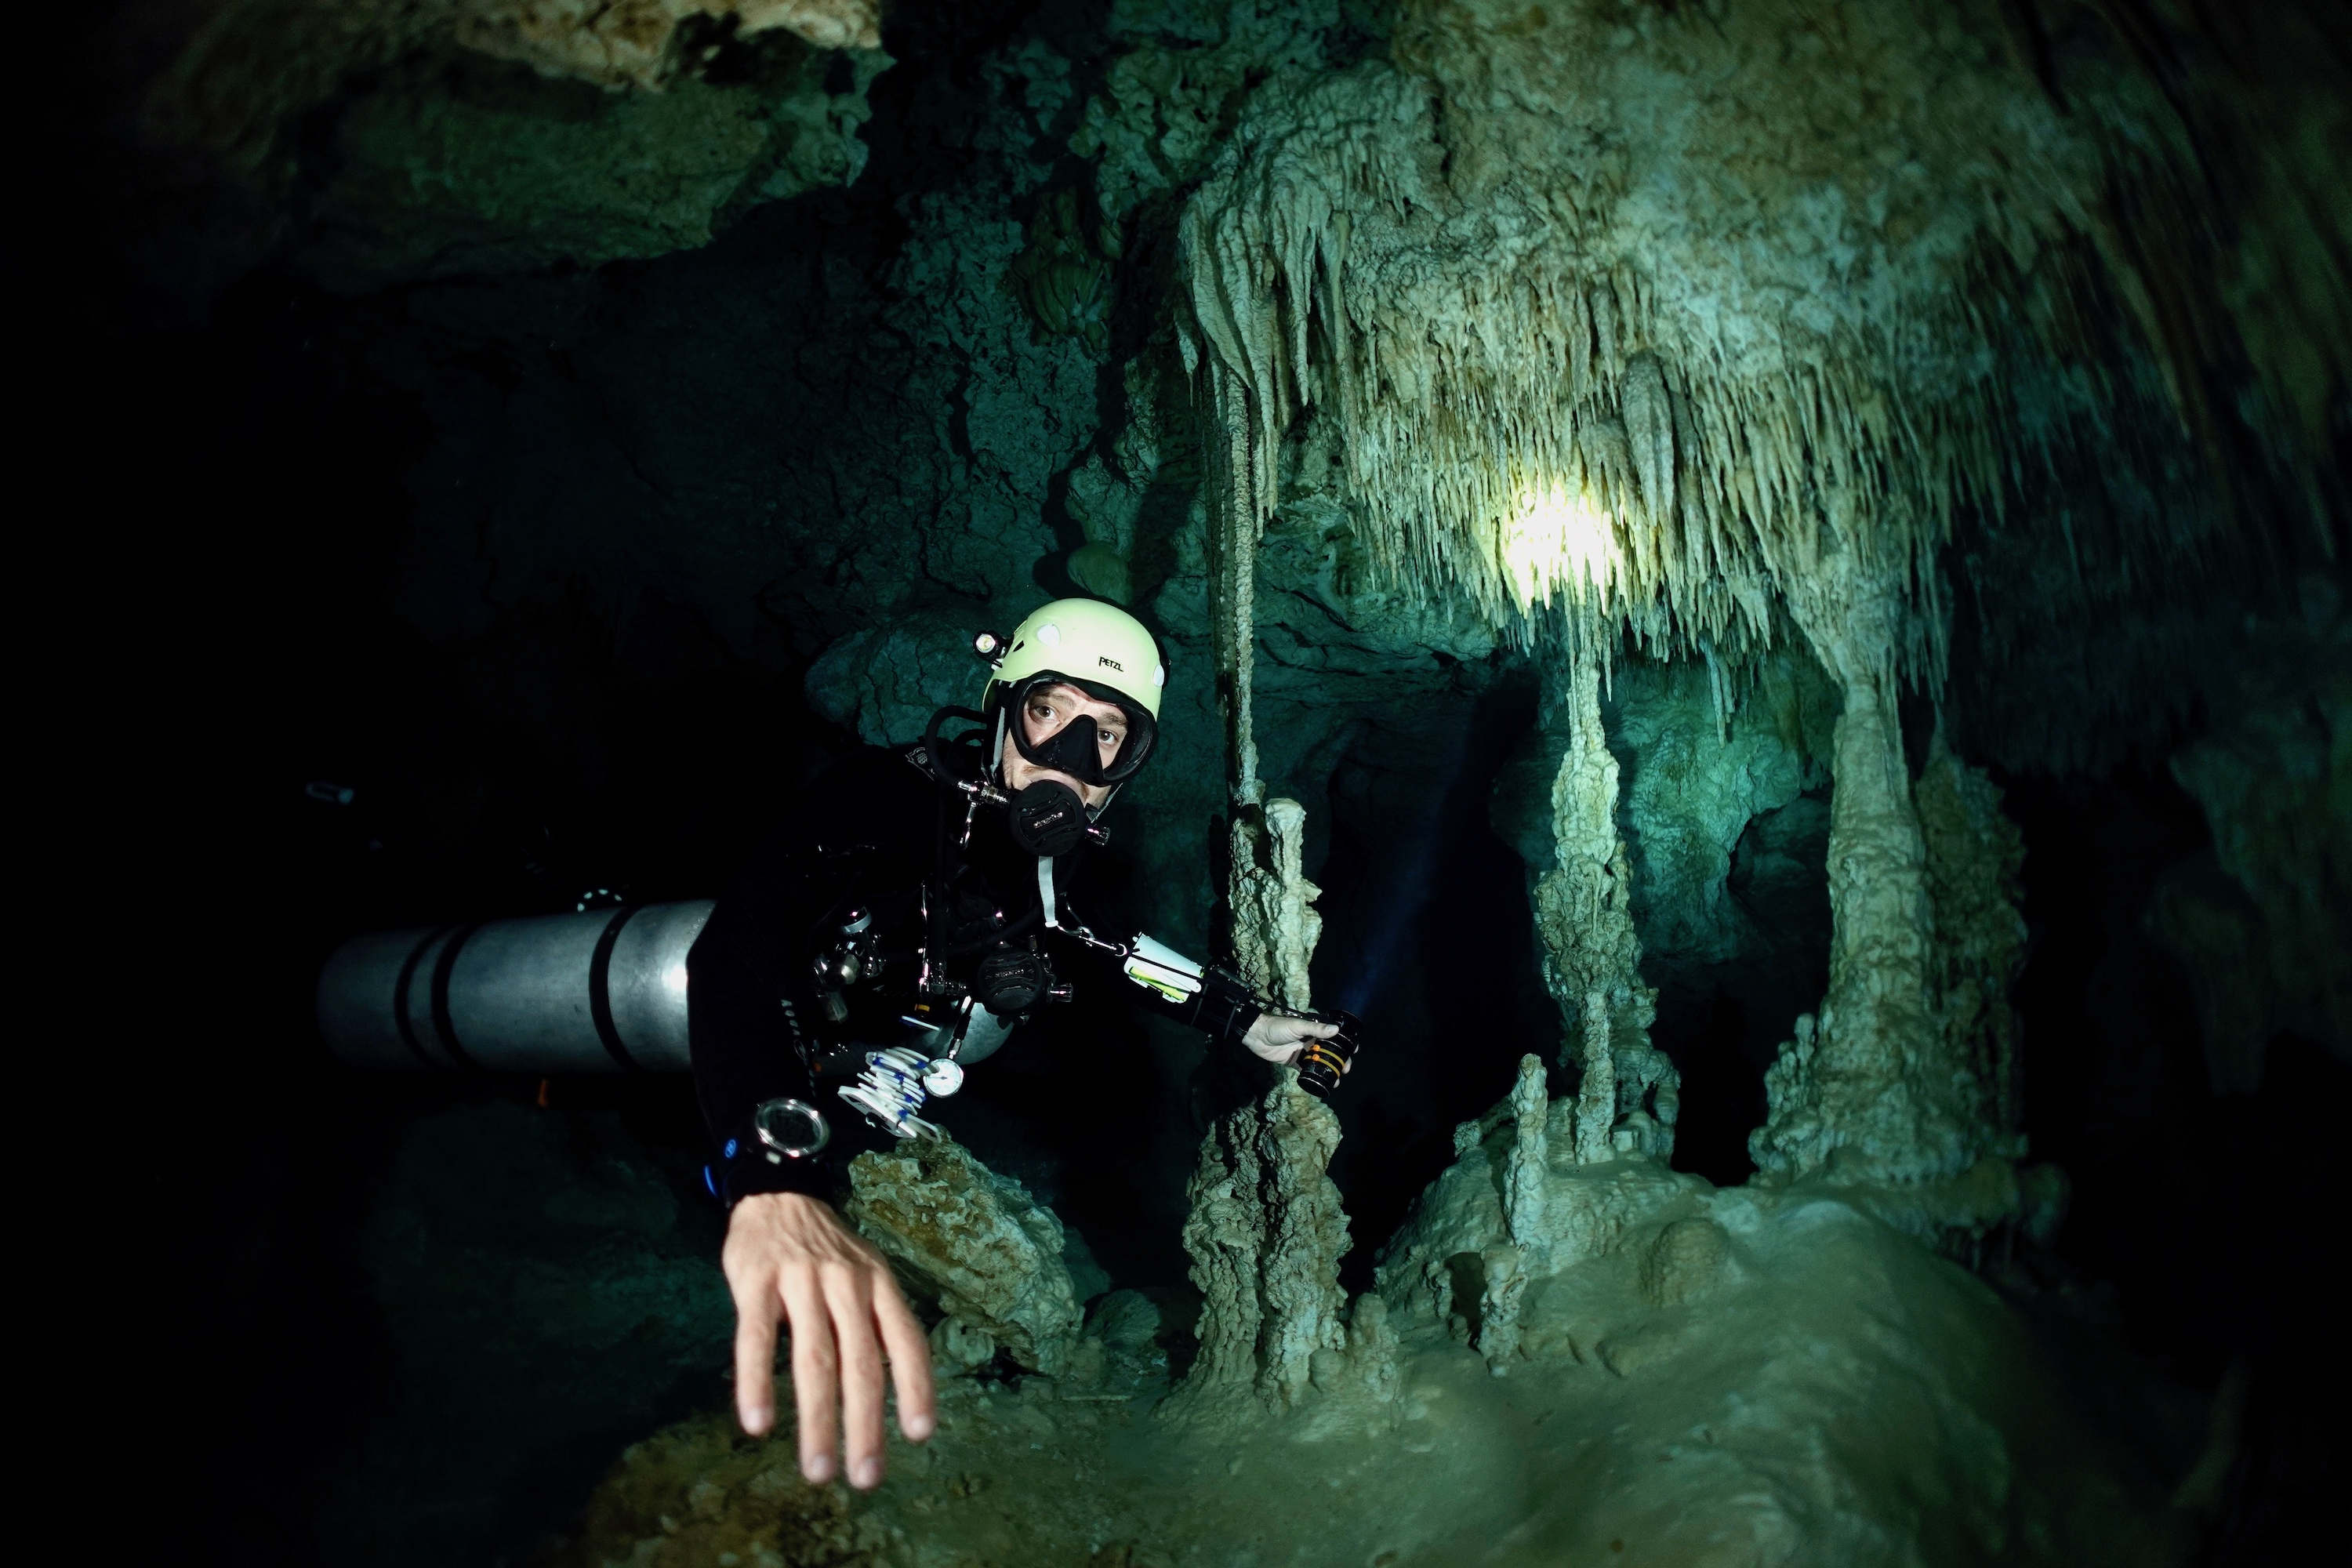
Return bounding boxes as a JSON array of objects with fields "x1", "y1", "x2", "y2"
[{"x1": 687, "y1": 598, "x2": 1352, "y2": 1490}]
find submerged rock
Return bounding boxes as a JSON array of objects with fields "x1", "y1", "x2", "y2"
[
  {"x1": 552, "y1": 1182, "x2": 2191, "y2": 1568},
  {"x1": 843, "y1": 1134, "x2": 1085, "y2": 1378}
]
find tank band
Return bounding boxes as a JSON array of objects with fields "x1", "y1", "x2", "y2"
[
  {"x1": 429, "y1": 923, "x2": 485, "y2": 1071},
  {"x1": 393, "y1": 925, "x2": 455, "y2": 1072},
  {"x1": 588, "y1": 906, "x2": 648, "y2": 1073}
]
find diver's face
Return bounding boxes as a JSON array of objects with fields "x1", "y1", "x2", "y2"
[{"x1": 1001, "y1": 681, "x2": 1127, "y2": 808}]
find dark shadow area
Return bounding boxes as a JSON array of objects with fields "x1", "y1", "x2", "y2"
[
  {"x1": 49, "y1": 6, "x2": 1124, "y2": 1564},
  {"x1": 1308, "y1": 680, "x2": 1560, "y2": 1293},
  {"x1": 2004, "y1": 769, "x2": 2352, "y2": 1565},
  {"x1": 1648, "y1": 789, "x2": 1835, "y2": 1186}
]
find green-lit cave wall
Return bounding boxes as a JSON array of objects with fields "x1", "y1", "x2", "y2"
[{"x1": 40, "y1": 1, "x2": 2344, "y2": 1563}]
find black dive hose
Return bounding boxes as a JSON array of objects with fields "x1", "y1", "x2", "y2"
[{"x1": 924, "y1": 703, "x2": 990, "y2": 785}]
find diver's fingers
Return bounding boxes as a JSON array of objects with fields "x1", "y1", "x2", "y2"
[
  {"x1": 729, "y1": 1270, "x2": 783, "y2": 1436},
  {"x1": 874, "y1": 1272, "x2": 937, "y2": 1443},
  {"x1": 783, "y1": 1266, "x2": 841, "y2": 1484},
  {"x1": 826, "y1": 1265, "x2": 888, "y2": 1490}
]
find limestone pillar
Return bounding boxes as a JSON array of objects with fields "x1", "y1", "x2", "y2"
[
  {"x1": 1531, "y1": 643, "x2": 1677, "y2": 1162},
  {"x1": 1755, "y1": 532, "x2": 1985, "y2": 1185}
]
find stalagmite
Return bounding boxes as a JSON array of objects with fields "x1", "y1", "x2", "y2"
[
  {"x1": 1249, "y1": 1076, "x2": 1350, "y2": 1407},
  {"x1": 1531, "y1": 646, "x2": 1679, "y2": 1163},
  {"x1": 1170, "y1": 424, "x2": 1349, "y2": 1420},
  {"x1": 1916, "y1": 730, "x2": 2031, "y2": 1155},
  {"x1": 1229, "y1": 798, "x2": 1319, "y2": 1007},
  {"x1": 1167, "y1": 1111, "x2": 1266, "y2": 1412},
  {"x1": 1475, "y1": 1245, "x2": 1525, "y2": 1373},
  {"x1": 1503, "y1": 1053, "x2": 1548, "y2": 1261},
  {"x1": 1572, "y1": 990, "x2": 1617, "y2": 1167}
]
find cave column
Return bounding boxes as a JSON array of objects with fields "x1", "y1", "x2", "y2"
[
  {"x1": 1755, "y1": 529, "x2": 1978, "y2": 1186},
  {"x1": 1168, "y1": 367, "x2": 1348, "y2": 1418},
  {"x1": 1531, "y1": 641, "x2": 1676, "y2": 1163}
]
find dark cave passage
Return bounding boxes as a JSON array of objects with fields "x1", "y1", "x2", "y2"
[
  {"x1": 1646, "y1": 786, "x2": 1835, "y2": 1189},
  {"x1": 1305, "y1": 679, "x2": 1559, "y2": 1290}
]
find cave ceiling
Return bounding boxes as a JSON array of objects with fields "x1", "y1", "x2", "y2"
[
  {"x1": 77, "y1": 0, "x2": 2347, "y2": 1065},
  {"x1": 100, "y1": 2, "x2": 2345, "y2": 726}
]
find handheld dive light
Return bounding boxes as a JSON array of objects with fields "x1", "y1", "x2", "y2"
[{"x1": 1295, "y1": 1011, "x2": 1362, "y2": 1099}]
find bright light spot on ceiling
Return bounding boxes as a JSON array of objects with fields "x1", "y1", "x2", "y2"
[{"x1": 1501, "y1": 481, "x2": 1618, "y2": 608}]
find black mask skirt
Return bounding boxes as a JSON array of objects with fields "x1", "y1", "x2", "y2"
[{"x1": 1000, "y1": 673, "x2": 1156, "y2": 786}]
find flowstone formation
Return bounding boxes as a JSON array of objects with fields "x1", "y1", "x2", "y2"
[{"x1": 552, "y1": 1176, "x2": 2188, "y2": 1568}]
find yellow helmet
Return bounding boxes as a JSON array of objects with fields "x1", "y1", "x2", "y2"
[{"x1": 980, "y1": 599, "x2": 1167, "y2": 782}]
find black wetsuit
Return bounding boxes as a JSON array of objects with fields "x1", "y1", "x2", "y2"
[{"x1": 688, "y1": 742, "x2": 1260, "y2": 1207}]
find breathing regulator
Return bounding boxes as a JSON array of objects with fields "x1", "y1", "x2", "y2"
[{"x1": 792, "y1": 599, "x2": 1359, "y2": 1148}]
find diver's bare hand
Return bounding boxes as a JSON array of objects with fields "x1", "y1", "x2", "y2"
[
  {"x1": 1242, "y1": 1013, "x2": 1345, "y2": 1069},
  {"x1": 723, "y1": 1191, "x2": 935, "y2": 1488}
]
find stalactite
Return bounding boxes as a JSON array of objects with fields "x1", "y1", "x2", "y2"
[{"x1": 1173, "y1": 0, "x2": 2324, "y2": 688}]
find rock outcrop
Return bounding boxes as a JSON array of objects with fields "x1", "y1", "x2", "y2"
[{"x1": 843, "y1": 1133, "x2": 1086, "y2": 1377}]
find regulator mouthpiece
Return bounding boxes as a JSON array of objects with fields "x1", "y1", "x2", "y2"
[{"x1": 1007, "y1": 780, "x2": 1087, "y2": 857}]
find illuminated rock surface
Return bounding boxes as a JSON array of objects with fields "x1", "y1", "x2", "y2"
[
  {"x1": 844, "y1": 1134, "x2": 1090, "y2": 1380},
  {"x1": 543, "y1": 1175, "x2": 2181, "y2": 1567}
]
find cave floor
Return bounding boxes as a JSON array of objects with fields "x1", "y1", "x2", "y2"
[{"x1": 543, "y1": 1192, "x2": 2192, "y2": 1568}]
